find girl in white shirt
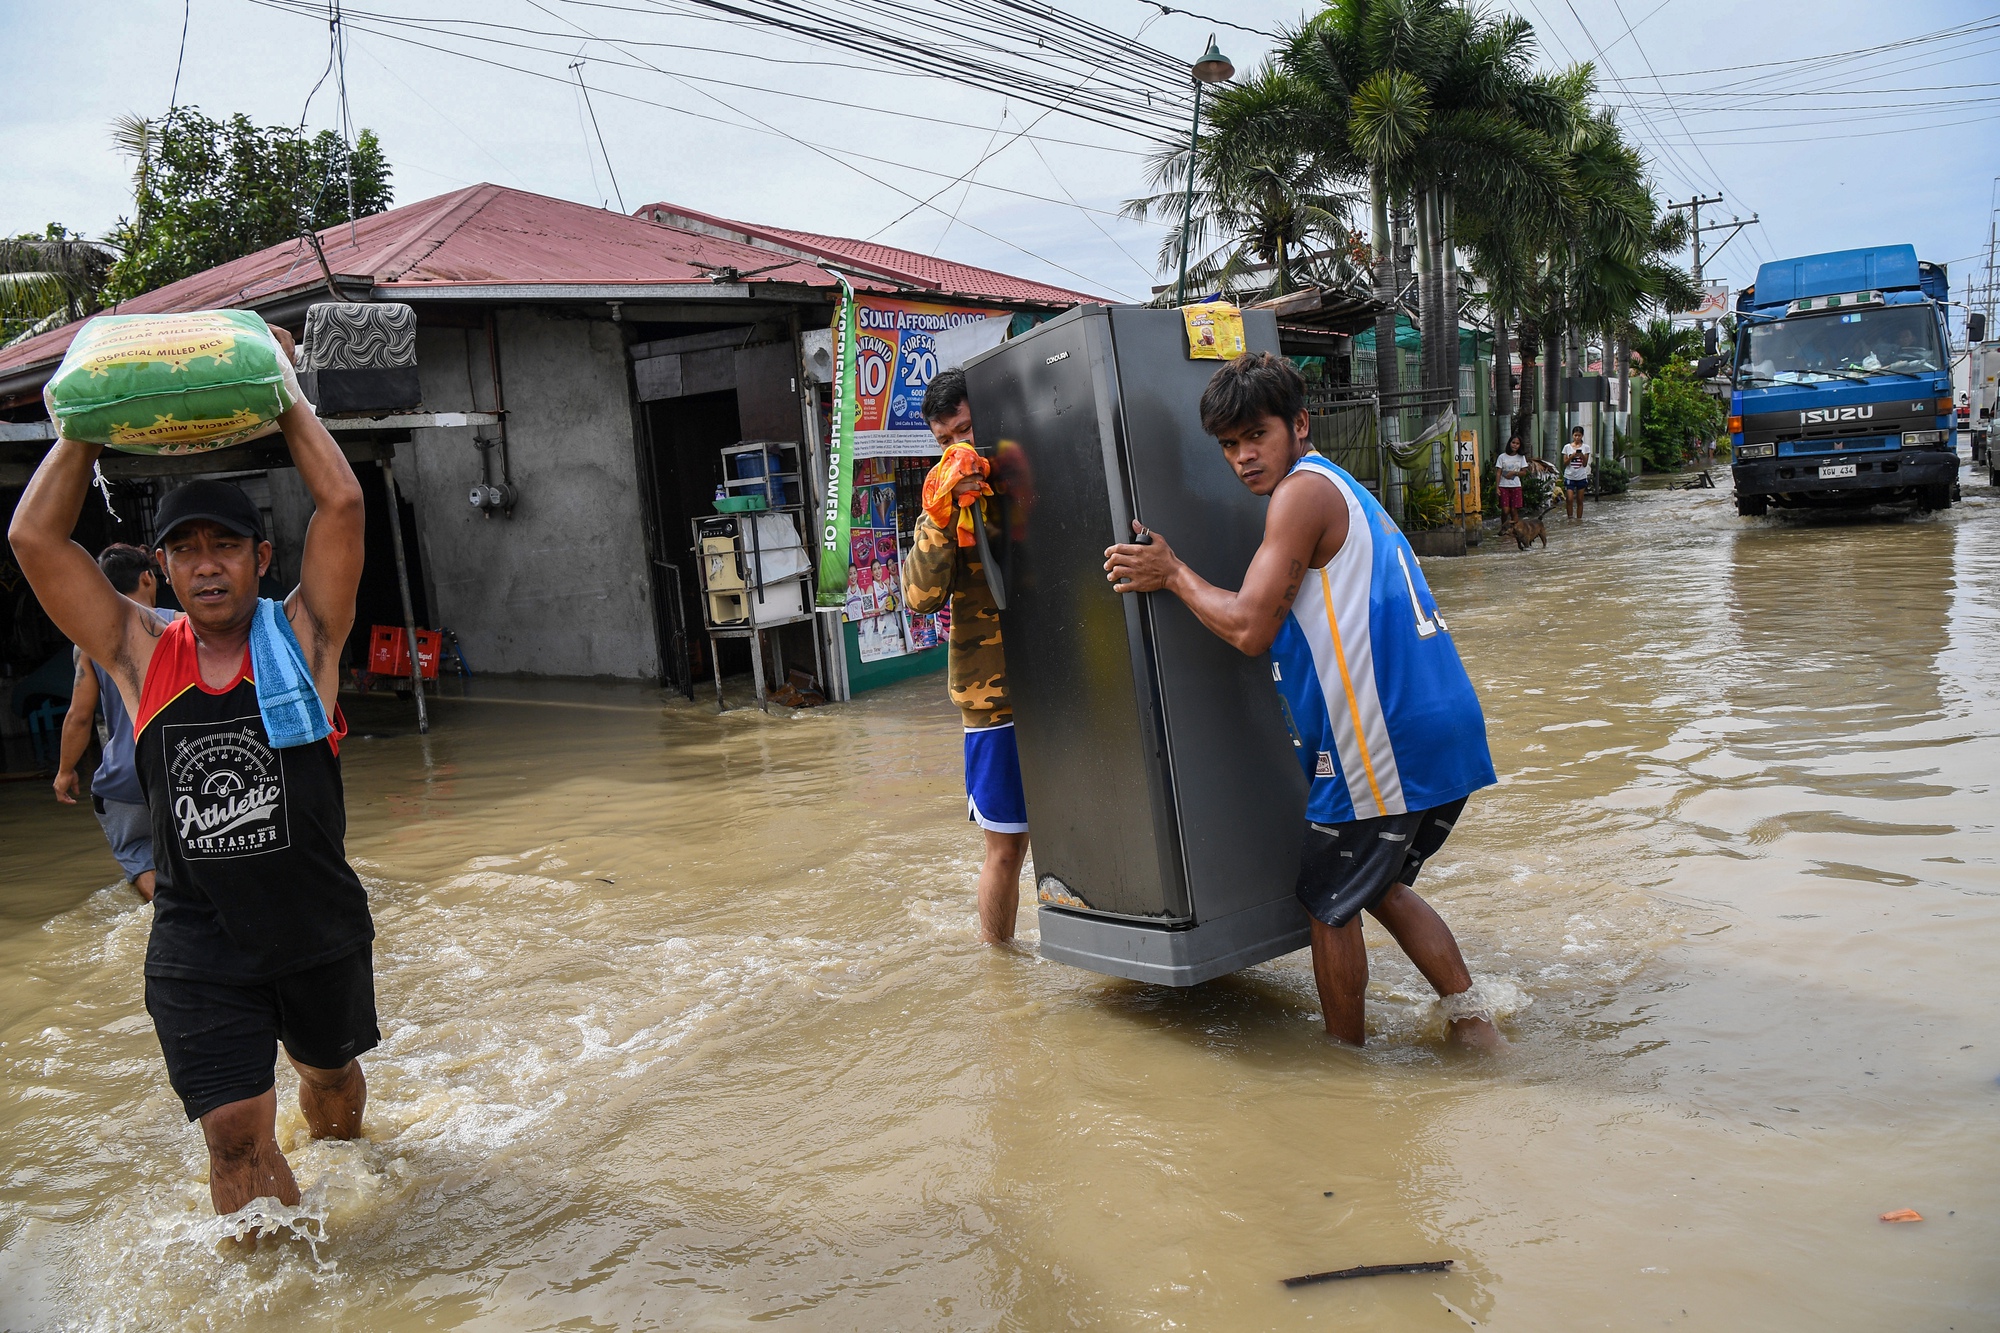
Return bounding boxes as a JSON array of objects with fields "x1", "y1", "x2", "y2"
[
  {"x1": 1561, "y1": 426, "x2": 1591, "y2": 522},
  {"x1": 1494, "y1": 436, "x2": 1532, "y2": 523}
]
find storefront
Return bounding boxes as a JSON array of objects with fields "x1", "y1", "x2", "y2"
[{"x1": 812, "y1": 297, "x2": 1034, "y2": 694}]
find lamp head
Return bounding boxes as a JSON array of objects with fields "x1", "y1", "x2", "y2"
[{"x1": 1192, "y1": 35, "x2": 1234, "y2": 85}]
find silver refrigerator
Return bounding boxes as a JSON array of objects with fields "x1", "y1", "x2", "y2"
[{"x1": 963, "y1": 304, "x2": 1309, "y2": 986}]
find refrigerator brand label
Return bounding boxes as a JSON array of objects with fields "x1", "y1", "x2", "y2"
[{"x1": 1045, "y1": 350, "x2": 1070, "y2": 365}]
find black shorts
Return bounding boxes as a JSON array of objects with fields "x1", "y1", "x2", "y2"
[
  {"x1": 1295, "y1": 798, "x2": 1469, "y2": 928},
  {"x1": 145, "y1": 945, "x2": 380, "y2": 1122}
]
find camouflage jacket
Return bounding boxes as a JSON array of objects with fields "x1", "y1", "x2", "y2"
[{"x1": 902, "y1": 511, "x2": 1010, "y2": 728}]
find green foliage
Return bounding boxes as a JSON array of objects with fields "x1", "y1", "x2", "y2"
[
  {"x1": 1402, "y1": 480, "x2": 1455, "y2": 530},
  {"x1": 1630, "y1": 317, "x2": 1699, "y2": 375},
  {"x1": 104, "y1": 106, "x2": 392, "y2": 303},
  {"x1": 1, "y1": 224, "x2": 113, "y2": 346},
  {"x1": 1596, "y1": 454, "x2": 1631, "y2": 493},
  {"x1": 1638, "y1": 362, "x2": 1724, "y2": 471}
]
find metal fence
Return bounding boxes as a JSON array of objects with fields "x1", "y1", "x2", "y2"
[{"x1": 1308, "y1": 386, "x2": 1459, "y2": 523}]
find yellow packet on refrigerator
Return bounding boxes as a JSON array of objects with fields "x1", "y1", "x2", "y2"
[{"x1": 1182, "y1": 301, "x2": 1246, "y2": 360}]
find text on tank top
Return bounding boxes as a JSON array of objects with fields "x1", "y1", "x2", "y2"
[{"x1": 134, "y1": 615, "x2": 372, "y2": 983}]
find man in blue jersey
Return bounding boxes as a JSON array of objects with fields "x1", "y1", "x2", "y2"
[{"x1": 1102, "y1": 352, "x2": 1504, "y2": 1050}]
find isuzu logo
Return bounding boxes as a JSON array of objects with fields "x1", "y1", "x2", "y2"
[{"x1": 1799, "y1": 405, "x2": 1875, "y2": 425}]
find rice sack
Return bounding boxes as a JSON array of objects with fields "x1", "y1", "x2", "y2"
[{"x1": 44, "y1": 310, "x2": 296, "y2": 454}]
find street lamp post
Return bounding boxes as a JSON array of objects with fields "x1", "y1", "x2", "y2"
[{"x1": 1175, "y1": 35, "x2": 1235, "y2": 307}]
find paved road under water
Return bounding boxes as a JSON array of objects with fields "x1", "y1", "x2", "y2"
[{"x1": 2, "y1": 479, "x2": 1998, "y2": 1330}]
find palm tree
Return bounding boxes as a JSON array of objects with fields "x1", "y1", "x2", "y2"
[
  {"x1": 0, "y1": 229, "x2": 114, "y2": 346},
  {"x1": 1123, "y1": 108, "x2": 1363, "y2": 306}
]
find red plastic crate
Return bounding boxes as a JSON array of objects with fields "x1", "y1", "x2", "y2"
[{"x1": 368, "y1": 624, "x2": 441, "y2": 679}]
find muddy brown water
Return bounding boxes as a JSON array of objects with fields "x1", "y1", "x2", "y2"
[{"x1": 2, "y1": 481, "x2": 1997, "y2": 1330}]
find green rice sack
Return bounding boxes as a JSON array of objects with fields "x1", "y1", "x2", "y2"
[{"x1": 44, "y1": 309, "x2": 295, "y2": 454}]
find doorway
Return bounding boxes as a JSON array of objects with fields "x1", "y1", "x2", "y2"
[{"x1": 641, "y1": 390, "x2": 741, "y2": 692}]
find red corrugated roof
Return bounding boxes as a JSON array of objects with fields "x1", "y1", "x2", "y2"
[
  {"x1": 0, "y1": 185, "x2": 867, "y2": 385},
  {"x1": 1, "y1": 185, "x2": 1098, "y2": 391},
  {"x1": 636, "y1": 202, "x2": 1106, "y2": 307}
]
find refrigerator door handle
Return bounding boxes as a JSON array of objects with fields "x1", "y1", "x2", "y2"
[{"x1": 972, "y1": 496, "x2": 1007, "y2": 611}]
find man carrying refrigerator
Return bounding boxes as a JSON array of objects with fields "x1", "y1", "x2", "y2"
[
  {"x1": 1101, "y1": 352, "x2": 1504, "y2": 1049},
  {"x1": 903, "y1": 367, "x2": 1029, "y2": 944}
]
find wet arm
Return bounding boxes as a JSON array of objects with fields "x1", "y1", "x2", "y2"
[
  {"x1": 281, "y1": 401, "x2": 365, "y2": 707},
  {"x1": 902, "y1": 513, "x2": 955, "y2": 615},
  {"x1": 55, "y1": 653, "x2": 98, "y2": 803},
  {"x1": 8, "y1": 439, "x2": 152, "y2": 705}
]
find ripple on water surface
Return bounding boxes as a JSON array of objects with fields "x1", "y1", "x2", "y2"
[{"x1": 3, "y1": 484, "x2": 1998, "y2": 1329}]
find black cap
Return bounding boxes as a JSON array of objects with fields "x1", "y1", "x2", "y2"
[{"x1": 152, "y1": 480, "x2": 265, "y2": 547}]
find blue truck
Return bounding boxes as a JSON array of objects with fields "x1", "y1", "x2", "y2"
[{"x1": 1729, "y1": 245, "x2": 1960, "y2": 515}]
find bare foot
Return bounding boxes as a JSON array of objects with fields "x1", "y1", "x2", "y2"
[{"x1": 1448, "y1": 1016, "x2": 1510, "y2": 1052}]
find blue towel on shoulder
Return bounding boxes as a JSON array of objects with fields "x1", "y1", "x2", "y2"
[{"x1": 251, "y1": 597, "x2": 332, "y2": 748}]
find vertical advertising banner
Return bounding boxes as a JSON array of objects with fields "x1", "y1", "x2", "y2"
[
  {"x1": 851, "y1": 297, "x2": 1007, "y2": 458},
  {"x1": 815, "y1": 275, "x2": 859, "y2": 612}
]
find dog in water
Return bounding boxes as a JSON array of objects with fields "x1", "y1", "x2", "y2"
[{"x1": 1501, "y1": 512, "x2": 1548, "y2": 550}]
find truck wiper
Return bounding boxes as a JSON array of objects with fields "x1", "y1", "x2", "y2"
[{"x1": 1739, "y1": 373, "x2": 1824, "y2": 388}]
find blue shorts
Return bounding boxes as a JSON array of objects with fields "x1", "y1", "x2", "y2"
[
  {"x1": 93, "y1": 794, "x2": 155, "y2": 879},
  {"x1": 964, "y1": 723, "x2": 1028, "y2": 834}
]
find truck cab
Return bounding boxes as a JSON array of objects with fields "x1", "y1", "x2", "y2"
[{"x1": 1730, "y1": 245, "x2": 1958, "y2": 515}]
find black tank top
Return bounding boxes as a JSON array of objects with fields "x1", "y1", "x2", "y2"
[{"x1": 134, "y1": 617, "x2": 373, "y2": 982}]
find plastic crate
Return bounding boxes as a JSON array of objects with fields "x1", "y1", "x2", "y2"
[{"x1": 368, "y1": 624, "x2": 441, "y2": 679}]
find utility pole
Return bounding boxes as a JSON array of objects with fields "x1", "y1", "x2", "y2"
[
  {"x1": 1979, "y1": 177, "x2": 2000, "y2": 331},
  {"x1": 1668, "y1": 194, "x2": 1757, "y2": 316},
  {"x1": 1668, "y1": 193, "x2": 1723, "y2": 284}
]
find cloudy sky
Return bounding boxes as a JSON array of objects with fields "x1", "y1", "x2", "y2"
[{"x1": 5, "y1": 0, "x2": 1998, "y2": 312}]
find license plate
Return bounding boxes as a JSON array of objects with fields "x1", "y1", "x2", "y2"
[{"x1": 1819, "y1": 463, "x2": 1857, "y2": 479}]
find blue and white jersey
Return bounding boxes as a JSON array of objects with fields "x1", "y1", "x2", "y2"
[{"x1": 1269, "y1": 453, "x2": 1495, "y2": 823}]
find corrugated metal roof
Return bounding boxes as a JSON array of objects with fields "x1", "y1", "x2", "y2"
[
  {"x1": 636, "y1": 202, "x2": 1106, "y2": 307},
  {"x1": 1, "y1": 185, "x2": 1101, "y2": 395},
  {"x1": 0, "y1": 185, "x2": 871, "y2": 387}
]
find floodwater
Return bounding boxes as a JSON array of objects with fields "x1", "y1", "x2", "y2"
[{"x1": 3, "y1": 477, "x2": 1998, "y2": 1331}]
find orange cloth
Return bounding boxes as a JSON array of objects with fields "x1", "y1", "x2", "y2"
[{"x1": 922, "y1": 443, "x2": 991, "y2": 548}]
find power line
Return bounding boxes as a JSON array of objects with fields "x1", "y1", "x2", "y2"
[
  {"x1": 273, "y1": 8, "x2": 1144, "y2": 222},
  {"x1": 252, "y1": 0, "x2": 1172, "y2": 152},
  {"x1": 397, "y1": 0, "x2": 1137, "y2": 296},
  {"x1": 170, "y1": 0, "x2": 192, "y2": 109},
  {"x1": 567, "y1": 58, "x2": 627, "y2": 212},
  {"x1": 863, "y1": 8, "x2": 1169, "y2": 243},
  {"x1": 1129, "y1": 1, "x2": 1279, "y2": 40},
  {"x1": 1601, "y1": 14, "x2": 2000, "y2": 80}
]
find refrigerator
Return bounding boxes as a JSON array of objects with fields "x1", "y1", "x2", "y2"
[{"x1": 963, "y1": 304, "x2": 1309, "y2": 986}]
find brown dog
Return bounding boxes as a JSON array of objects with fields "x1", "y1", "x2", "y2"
[{"x1": 1501, "y1": 513, "x2": 1547, "y2": 550}]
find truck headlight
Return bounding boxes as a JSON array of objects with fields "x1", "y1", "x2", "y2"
[
  {"x1": 1900, "y1": 430, "x2": 1945, "y2": 447},
  {"x1": 1736, "y1": 442, "x2": 1776, "y2": 459}
]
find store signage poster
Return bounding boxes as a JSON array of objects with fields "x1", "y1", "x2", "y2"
[{"x1": 853, "y1": 297, "x2": 1003, "y2": 458}]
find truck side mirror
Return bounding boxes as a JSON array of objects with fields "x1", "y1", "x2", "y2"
[
  {"x1": 1694, "y1": 356, "x2": 1722, "y2": 379},
  {"x1": 1971, "y1": 312, "x2": 1988, "y2": 343},
  {"x1": 1701, "y1": 325, "x2": 1719, "y2": 355}
]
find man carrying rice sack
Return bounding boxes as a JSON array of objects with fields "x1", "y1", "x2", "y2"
[{"x1": 10, "y1": 315, "x2": 378, "y2": 1225}]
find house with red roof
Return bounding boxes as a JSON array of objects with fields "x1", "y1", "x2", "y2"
[{"x1": 0, "y1": 184, "x2": 1096, "y2": 702}]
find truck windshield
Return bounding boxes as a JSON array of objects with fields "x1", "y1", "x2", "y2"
[{"x1": 1739, "y1": 305, "x2": 1941, "y2": 385}]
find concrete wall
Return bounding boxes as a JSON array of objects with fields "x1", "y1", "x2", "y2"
[{"x1": 397, "y1": 309, "x2": 658, "y2": 679}]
